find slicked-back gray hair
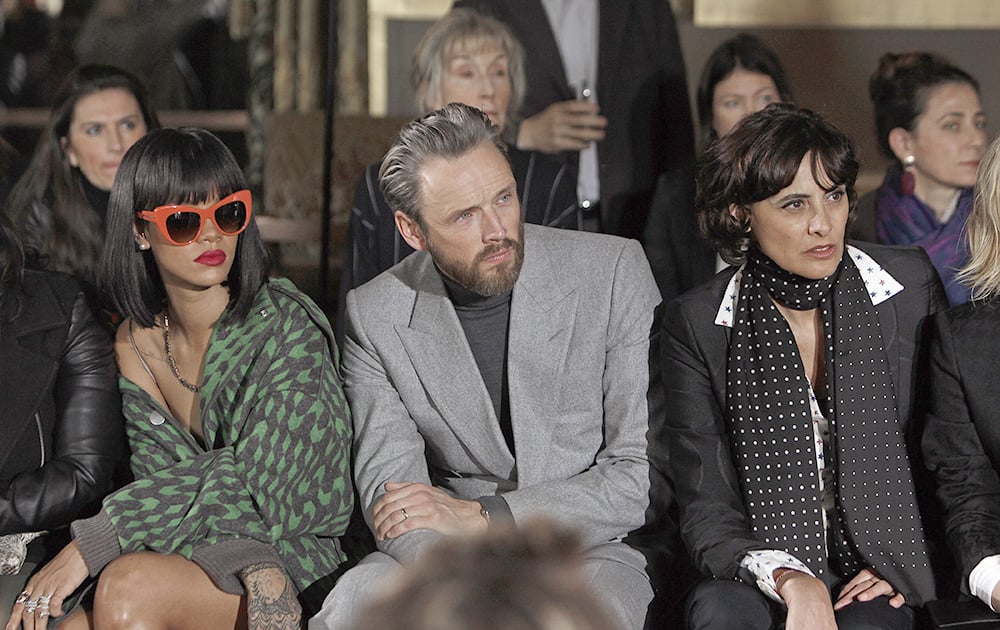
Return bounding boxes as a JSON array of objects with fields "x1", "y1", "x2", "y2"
[{"x1": 379, "y1": 103, "x2": 508, "y2": 226}]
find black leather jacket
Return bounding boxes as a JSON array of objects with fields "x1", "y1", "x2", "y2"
[{"x1": 0, "y1": 270, "x2": 123, "y2": 536}]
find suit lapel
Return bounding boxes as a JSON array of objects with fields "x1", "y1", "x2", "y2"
[
  {"x1": 396, "y1": 260, "x2": 514, "y2": 470},
  {"x1": 506, "y1": 244, "x2": 576, "y2": 487},
  {"x1": 513, "y1": 0, "x2": 572, "y2": 99},
  {"x1": 875, "y1": 295, "x2": 901, "y2": 403}
]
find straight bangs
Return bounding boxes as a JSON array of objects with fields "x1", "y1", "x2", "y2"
[
  {"x1": 103, "y1": 128, "x2": 268, "y2": 328},
  {"x1": 445, "y1": 31, "x2": 501, "y2": 60},
  {"x1": 443, "y1": 26, "x2": 525, "y2": 132},
  {"x1": 129, "y1": 133, "x2": 247, "y2": 213}
]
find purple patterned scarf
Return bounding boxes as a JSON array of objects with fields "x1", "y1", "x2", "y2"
[{"x1": 875, "y1": 164, "x2": 972, "y2": 305}]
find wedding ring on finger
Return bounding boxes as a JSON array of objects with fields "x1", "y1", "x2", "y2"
[
  {"x1": 14, "y1": 591, "x2": 28, "y2": 605},
  {"x1": 24, "y1": 599, "x2": 37, "y2": 613}
]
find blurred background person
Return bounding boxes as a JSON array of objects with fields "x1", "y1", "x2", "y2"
[
  {"x1": 336, "y1": 7, "x2": 578, "y2": 340},
  {"x1": 352, "y1": 520, "x2": 620, "y2": 630},
  {"x1": 857, "y1": 51, "x2": 987, "y2": 305},
  {"x1": 646, "y1": 32, "x2": 795, "y2": 302},
  {"x1": 4, "y1": 63, "x2": 159, "y2": 310},
  {"x1": 662, "y1": 104, "x2": 942, "y2": 629},
  {"x1": 696, "y1": 33, "x2": 794, "y2": 150},
  {"x1": 0, "y1": 210, "x2": 122, "y2": 615},
  {"x1": 923, "y1": 134, "x2": 1000, "y2": 616}
]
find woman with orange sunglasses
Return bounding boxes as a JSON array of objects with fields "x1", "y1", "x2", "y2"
[{"x1": 4, "y1": 128, "x2": 354, "y2": 630}]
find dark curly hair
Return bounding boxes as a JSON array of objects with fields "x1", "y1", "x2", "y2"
[{"x1": 697, "y1": 103, "x2": 859, "y2": 265}]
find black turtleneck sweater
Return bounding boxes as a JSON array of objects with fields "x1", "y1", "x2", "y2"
[
  {"x1": 438, "y1": 268, "x2": 516, "y2": 526},
  {"x1": 81, "y1": 176, "x2": 111, "y2": 224},
  {"x1": 439, "y1": 268, "x2": 514, "y2": 455}
]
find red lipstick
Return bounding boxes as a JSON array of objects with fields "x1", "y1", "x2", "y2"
[{"x1": 195, "y1": 250, "x2": 227, "y2": 266}]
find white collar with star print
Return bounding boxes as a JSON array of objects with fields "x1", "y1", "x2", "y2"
[{"x1": 713, "y1": 245, "x2": 905, "y2": 328}]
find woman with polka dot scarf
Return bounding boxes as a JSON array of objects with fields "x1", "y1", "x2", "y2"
[
  {"x1": 923, "y1": 134, "x2": 1000, "y2": 617},
  {"x1": 660, "y1": 103, "x2": 944, "y2": 630}
]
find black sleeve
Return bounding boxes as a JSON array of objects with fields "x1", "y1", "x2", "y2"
[{"x1": 0, "y1": 291, "x2": 123, "y2": 533}]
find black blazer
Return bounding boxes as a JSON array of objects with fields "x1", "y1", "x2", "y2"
[
  {"x1": 0, "y1": 271, "x2": 123, "y2": 538},
  {"x1": 452, "y1": 0, "x2": 697, "y2": 272},
  {"x1": 659, "y1": 243, "x2": 945, "y2": 605},
  {"x1": 923, "y1": 298, "x2": 1000, "y2": 595}
]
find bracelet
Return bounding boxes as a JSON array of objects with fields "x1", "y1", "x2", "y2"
[{"x1": 773, "y1": 568, "x2": 800, "y2": 596}]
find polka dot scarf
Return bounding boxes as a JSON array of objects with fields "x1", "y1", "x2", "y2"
[{"x1": 726, "y1": 246, "x2": 932, "y2": 595}]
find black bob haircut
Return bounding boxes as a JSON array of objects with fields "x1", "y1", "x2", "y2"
[{"x1": 100, "y1": 127, "x2": 269, "y2": 328}]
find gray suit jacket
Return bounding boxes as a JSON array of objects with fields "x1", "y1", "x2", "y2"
[{"x1": 343, "y1": 225, "x2": 665, "y2": 574}]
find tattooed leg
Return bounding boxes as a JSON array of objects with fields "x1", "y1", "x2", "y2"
[{"x1": 241, "y1": 563, "x2": 302, "y2": 630}]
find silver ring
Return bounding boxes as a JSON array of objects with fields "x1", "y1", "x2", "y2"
[
  {"x1": 37, "y1": 595, "x2": 51, "y2": 605},
  {"x1": 14, "y1": 592, "x2": 28, "y2": 605},
  {"x1": 37, "y1": 610, "x2": 49, "y2": 619},
  {"x1": 401, "y1": 508, "x2": 408, "y2": 520},
  {"x1": 24, "y1": 600, "x2": 37, "y2": 613}
]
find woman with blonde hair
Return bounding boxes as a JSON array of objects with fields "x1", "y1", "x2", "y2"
[{"x1": 923, "y1": 134, "x2": 1000, "y2": 612}]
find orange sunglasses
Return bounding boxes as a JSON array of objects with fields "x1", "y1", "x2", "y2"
[{"x1": 137, "y1": 189, "x2": 252, "y2": 246}]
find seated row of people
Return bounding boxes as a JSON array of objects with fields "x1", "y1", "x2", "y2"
[
  {"x1": 3, "y1": 100, "x2": 999, "y2": 630},
  {"x1": 323, "y1": 101, "x2": 1000, "y2": 630},
  {"x1": 0, "y1": 16, "x2": 990, "y2": 630}
]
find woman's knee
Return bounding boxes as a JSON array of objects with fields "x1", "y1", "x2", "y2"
[{"x1": 93, "y1": 552, "x2": 164, "y2": 629}]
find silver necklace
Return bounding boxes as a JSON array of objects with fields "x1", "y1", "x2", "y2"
[{"x1": 162, "y1": 313, "x2": 201, "y2": 393}]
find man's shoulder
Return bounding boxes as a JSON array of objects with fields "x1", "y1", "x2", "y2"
[
  {"x1": 348, "y1": 250, "x2": 432, "y2": 306},
  {"x1": 522, "y1": 225, "x2": 655, "y2": 295},
  {"x1": 524, "y1": 224, "x2": 641, "y2": 265}
]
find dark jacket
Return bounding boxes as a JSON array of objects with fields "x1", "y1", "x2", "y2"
[
  {"x1": 0, "y1": 271, "x2": 123, "y2": 541},
  {"x1": 659, "y1": 243, "x2": 946, "y2": 605},
  {"x1": 922, "y1": 298, "x2": 1000, "y2": 595}
]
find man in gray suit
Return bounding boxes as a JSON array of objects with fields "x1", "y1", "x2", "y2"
[{"x1": 311, "y1": 103, "x2": 667, "y2": 630}]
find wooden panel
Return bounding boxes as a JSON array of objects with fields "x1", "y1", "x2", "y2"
[
  {"x1": 0, "y1": 109, "x2": 249, "y2": 131},
  {"x1": 368, "y1": 0, "x2": 450, "y2": 115},
  {"x1": 695, "y1": 0, "x2": 1000, "y2": 28}
]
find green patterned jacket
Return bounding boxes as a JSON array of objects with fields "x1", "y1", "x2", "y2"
[{"x1": 71, "y1": 278, "x2": 353, "y2": 606}]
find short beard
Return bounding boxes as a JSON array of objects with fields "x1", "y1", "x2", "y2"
[{"x1": 427, "y1": 222, "x2": 525, "y2": 296}]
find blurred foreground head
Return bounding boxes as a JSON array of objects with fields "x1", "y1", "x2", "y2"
[{"x1": 353, "y1": 519, "x2": 620, "y2": 630}]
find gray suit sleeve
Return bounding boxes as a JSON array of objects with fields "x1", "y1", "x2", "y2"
[
  {"x1": 498, "y1": 240, "x2": 663, "y2": 546},
  {"x1": 342, "y1": 290, "x2": 442, "y2": 564}
]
